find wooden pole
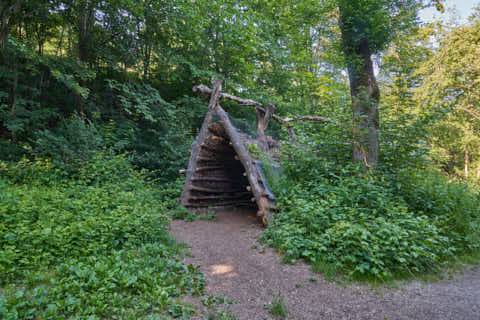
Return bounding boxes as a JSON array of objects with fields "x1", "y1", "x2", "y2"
[
  {"x1": 180, "y1": 79, "x2": 223, "y2": 208},
  {"x1": 215, "y1": 103, "x2": 275, "y2": 225}
]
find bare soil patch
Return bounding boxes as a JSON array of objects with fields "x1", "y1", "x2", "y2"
[{"x1": 171, "y1": 209, "x2": 480, "y2": 320}]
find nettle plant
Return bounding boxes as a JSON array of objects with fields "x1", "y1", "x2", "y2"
[
  {"x1": 0, "y1": 154, "x2": 204, "y2": 319},
  {"x1": 262, "y1": 130, "x2": 464, "y2": 280}
]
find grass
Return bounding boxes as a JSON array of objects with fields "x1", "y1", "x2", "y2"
[
  {"x1": 206, "y1": 310, "x2": 237, "y2": 320},
  {"x1": 202, "y1": 295, "x2": 237, "y2": 320},
  {"x1": 170, "y1": 206, "x2": 217, "y2": 222},
  {"x1": 312, "y1": 260, "x2": 338, "y2": 281},
  {"x1": 266, "y1": 293, "x2": 288, "y2": 320}
]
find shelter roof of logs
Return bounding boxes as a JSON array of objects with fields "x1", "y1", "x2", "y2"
[{"x1": 180, "y1": 79, "x2": 276, "y2": 225}]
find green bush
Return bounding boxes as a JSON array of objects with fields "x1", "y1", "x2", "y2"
[
  {"x1": 263, "y1": 171, "x2": 454, "y2": 279},
  {"x1": 0, "y1": 155, "x2": 203, "y2": 319},
  {"x1": 262, "y1": 142, "x2": 479, "y2": 280},
  {"x1": 395, "y1": 169, "x2": 480, "y2": 250},
  {"x1": 33, "y1": 116, "x2": 105, "y2": 169}
]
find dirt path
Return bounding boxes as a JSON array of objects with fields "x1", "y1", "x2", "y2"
[{"x1": 171, "y1": 209, "x2": 480, "y2": 320}]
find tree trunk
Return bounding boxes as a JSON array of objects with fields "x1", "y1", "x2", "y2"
[
  {"x1": 339, "y1": 9, "x2": 380, "y2": 170},
  {"x1": 478, "y1": 147, "x2": 480, "y2": 180},
  {"x1": 255, "y1": 104, "x2": 275, "y2": 152},
  {"x1": 465, "y1": 149, "x2": 469, "y2": 179},
  {"x1": 77, "y1": 1, "x2": 95, "y2": 63},
  {"x1": 75, "y1": 1, "x2": 96, "y2": 115},
  {"x1": 38, "y1": 40, "x2": 43, "y2": 55},
  {"x1": 56, "y1": 24, "x2": 65, "y2": 56},
  {"x1": 0, "y1": 0, "x2": 23, "y2": 56}
]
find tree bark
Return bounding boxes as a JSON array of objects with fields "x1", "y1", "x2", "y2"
[
  {"x1": 56, "y1": 24, "x2": 65, "y2": 56},
  {"x1": 465, "y1": 149, "x2": 469, "y2": 179},
  {"x1": 339, "y1": 8, "x2": 380, "y2": 170},
  {"x1": 180, "y1": 79, "x2": 223, "y2": 208},
  {"x1": 75, "y1": 1, "x2": 96, "y2": 115},
  {"x1": 478, "y1": 147, "x2": 480, "y2": 180},
  {"x1": 255, "y1": 104, "x2": 275, "y2": 151},
  {"x1": 77, "y1": 1, "x2": 95, "y2": 63},
  {"x1": 0, "y1": 0, "x2": 23, "y2": 56}
]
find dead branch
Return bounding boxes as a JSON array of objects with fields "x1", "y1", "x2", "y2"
[{"x1": 193, "y1": 84, "x2": 340, "y2": 126}]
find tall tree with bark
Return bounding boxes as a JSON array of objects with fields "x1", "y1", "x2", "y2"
[
  {"x1": 335, "y1": 0, "x2": 443, "y2": 169},
  {"x1": 0, "y1": 0, "x2": 24, "y2": 55}
]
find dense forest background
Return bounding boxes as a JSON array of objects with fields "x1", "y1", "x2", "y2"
[
  {"x1": 1, "y1": 0, "x2": 479, "y2": 181},
  {"x1": 1, "y1": 0, "x2": 479, "y2": 318}
]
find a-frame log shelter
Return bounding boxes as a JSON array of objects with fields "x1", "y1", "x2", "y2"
[{"x1": 180, "y1": 79, "x2": 276, "y2": 226}]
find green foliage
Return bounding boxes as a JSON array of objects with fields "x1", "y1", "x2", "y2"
[
  {"x1": 33, "y1": 116, "x2": 105, "y2": 169},
  {"x1": 170, "y1": 206, "x2": 216, "y2": 222},
  {"x1": 415, "y1": 17, "x2": 480, "y2": 181},
  {"x1": 203, "y1": 295, "x2": 236, "y2": 320},
  {"x1": 206, "y1": 310, "x2": 237, "y2": 320},
  {"x1": 0, "y1": 155, "x2": 205, "y2": 319},
  {"x1": 265, "y1": 293, "x2": 288, "y2": 320},
  {"x1": 170, "y1": 206, "x2": 199, "y2": 222},
  {"x1": 396, "y1": 170, "x2": 480, "y2": 250},
  {"x1": 263, "y1": 139, "x2": 478, "y2": 280},
  {"x1": 336, "y1": 0, "x2": 418, "y2": 54}
]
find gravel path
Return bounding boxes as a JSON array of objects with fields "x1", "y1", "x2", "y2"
[{"x1": 171, "y1": 209, "x2": 480, "y2": 320}]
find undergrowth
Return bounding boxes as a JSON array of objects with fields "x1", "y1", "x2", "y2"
[
  {"x1": 262, "y1": 145, "x2": 480, "y2": 281},
  {"x1": 0, "y1": 153, "x2": 205, "y2": 319},
  {"x1": 170, "y1": 207, "x2": 216, "y2": 222},
  {"x1": 265, "y1": 293, "x2": 288, "y2": 320}
]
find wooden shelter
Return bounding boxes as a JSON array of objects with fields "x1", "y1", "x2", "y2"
[{"x1": 180, "y1": 79, "x2": 277, "y2": 226}]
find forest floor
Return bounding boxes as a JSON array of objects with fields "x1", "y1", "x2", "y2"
[{"x1": 171, "y1": 209, "x2": 480, "y2": 320}]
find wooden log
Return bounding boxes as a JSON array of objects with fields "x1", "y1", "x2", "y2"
[
  {"x1": 200, "y1": 144, "x2": 234, "y2": 154},
  {"x1": 207, "y1": 122, "x2": 228, "y2": 137},
  {"x1": 181, "y1": 80, "x2": 223, "y2": 207},
  {"x1": 197, "y1": 156, "x2": 213, "y2": 162},
  {"x1": 211, "y1": 135, "x2": 228, "y2": 143},
  {"x1": 214, "y1": 102, "x2": 276, "y2": 225},
  {"x1": 282, "y1": 116, "x2": 339, "y2": 124},
  {"x1": 196, "y1": 165, "x2": 234, "y2": 172},
  {"x1": 192, "y1": 177, "x2": 237, "y2": 182},
  {"x1": 190, "y1": 186, "x2": 247, "y2": 193},
  {"x1": 200, "y1": 141, "x2": 231, "y2": 150},
  {"x1": 189, "y1": 194, "x2": 251, "y2": 201},
  {"x1": 193, "y1": 84, "x2": 340, "y2": 126},
  {"x1": 254, "y1": 160, "x2": 276, "y2": 200},
  {"x1": 255, "y1": 103, "x2": 276, "y2": 151},
  {"x1": 196, "y1": 156, "x2": 238, "y2": 163},
  {"x1": 185, "y1": 200, "x2": 253, "y2": 208}
]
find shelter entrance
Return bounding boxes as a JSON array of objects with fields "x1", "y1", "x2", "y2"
[{"x1": 183, "y1": 121, "x2": 258, "y2": 212}]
